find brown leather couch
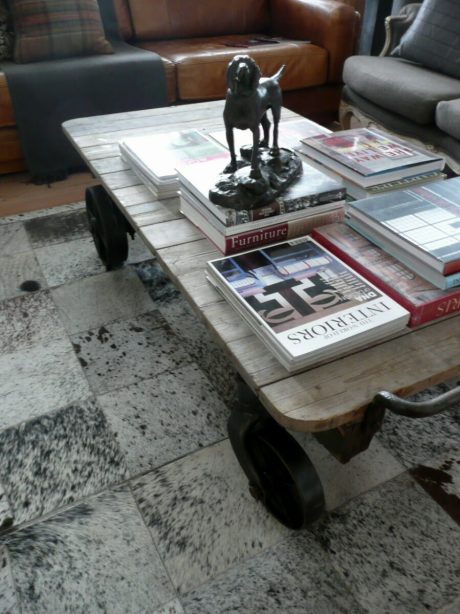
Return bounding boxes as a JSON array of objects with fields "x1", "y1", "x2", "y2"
[{"x1": 0, "y1": 0, "x2": 360, "y2": 175}]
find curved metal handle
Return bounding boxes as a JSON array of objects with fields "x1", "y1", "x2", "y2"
[{"x1": 372, "y1": 386, "x2": 460, "y2": 418}]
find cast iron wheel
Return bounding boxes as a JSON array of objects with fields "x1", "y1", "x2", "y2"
[
  {"x1": 85, "y1": 185, "x2": 128, "y2": 270},
  {"x1": 246, "y1": 421, "x2": 325, "y2": 529}
]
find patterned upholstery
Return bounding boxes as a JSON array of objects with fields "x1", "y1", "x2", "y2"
[
  {"x1": 10, "y1": 0, "x2": 113, "y2": 63},
  {"x1": 0, "y1": 0, "x2": 13, "y2": 60},
  {"x1": 392, "y1": 0, "x2": 460, "y2": 80}
]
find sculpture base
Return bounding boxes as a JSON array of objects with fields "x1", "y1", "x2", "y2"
[{"x1": 209, "y1": 147, "x2": 302, "y2": 211}]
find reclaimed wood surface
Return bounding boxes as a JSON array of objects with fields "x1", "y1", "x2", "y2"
[{"x1": 63, "y1": 101, "x2": 460, "y2": 432}]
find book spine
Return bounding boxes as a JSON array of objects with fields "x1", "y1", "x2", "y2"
[
  {"x1": 443, "y1": 271, "x2": 460, "y2": 289},
  {"x1": 312, "y1": 229, "x2": 460, "y2": 327},
  {"x1": 347, "y1": 215, "x2": 460, "y2": 283},
  {"x1": 443, "y1": 261, "x2": 460, "y2": 276},
  {"x1": 244, "y1": 202, "x2": 283, "y2": 222},
  {"x1": 223, "y1": 209, "x2": 344, "y2": 255},
  {"x1": 224, "y1": 195, "x2": 345, "y2": 226}
]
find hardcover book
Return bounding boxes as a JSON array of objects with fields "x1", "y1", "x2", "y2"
[
  {"x1": 312, "y1": 222, "x2": 460, "y2": 327},
  {"x1": 206, "y1": 237, "x2": 410, "y2": 371},
  {"x1": 299, "y1": 127, "x2": 444, "y2": 188},
  {"x1": 119, "y1": 129, "x2": 227, "y2": 197},
  {"x1": 180, "y1": 184, "x2": 344, "y2": 234},
  {"x1": 209, "y1": 117, "x2": 330, "y2": 152},
  {"x1": 346, "y1": 217, "x2": 460, "y2": 290},
  {"x1": 181, "y1": 193, "x2": 344, "y2": 255},
  {"x1": 347, "y1": 177, "x2": 460, "y2": 276},
  {"x1": 293, "y1": 150, "x2": 445, "y2": 200},
  {"x1": 176, "y1": 157, "x2": 346, "y2": 227}
]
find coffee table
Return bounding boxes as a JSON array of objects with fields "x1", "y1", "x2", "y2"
[{"x1": 63, "y1": 100, "x2": 460, "y2": 529}]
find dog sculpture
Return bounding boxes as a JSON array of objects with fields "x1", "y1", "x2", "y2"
[{"x1": 223, "y1": 55, "x2": 285, "y2": 178}]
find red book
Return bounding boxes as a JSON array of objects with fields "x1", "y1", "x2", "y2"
[
  {"x1": 312, "y1": 222, "x2": 460, "y2": 327},
  {"x1": 181, "y1": 196, "x2": 344, "y2": 255}
]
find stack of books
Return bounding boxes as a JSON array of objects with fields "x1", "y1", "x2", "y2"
[
  {"x1": 119, "y1": 129, "x2": 227, "y2": 199},
  {"x1": 345, "y1": 177, "x2": 460, "y2": 290},
  {"x1": 177, "y1": 156, "x2": 346, "y2": 255},
  {"x1": 206, "y1": 236, "x2": 410, "y2": 371},
  {"x1": 118, "y1": 118, "x2": 329, "y2": 201},
  {"x1": 312, "y1": 222, "x2": 460, "y2": 328},
  {"x1": 297, "y1": 127, "x2": 446, "y2": 199}
]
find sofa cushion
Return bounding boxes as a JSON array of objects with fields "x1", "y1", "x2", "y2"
[
  {"x1": 138, "y1": 36, "x2": 326, "y2": 101},
  {"x1": 436, "y1": 99, "x2": 460, "y2": 141},
  {"x1": 10, "y1": 0, "x2": 113, "y2": 63},
  {"x1": 392, "y1": 0, "x2": 460, "y2": 80},
  {"x1": 343, "y1": 56, "x2": 460, "y2": 125},
  {"x1": 129, "y1": 0, "x2": 270, "y2": 42}
]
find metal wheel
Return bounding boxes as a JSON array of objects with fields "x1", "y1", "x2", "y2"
[
  {"x1": 85, "y1": 185, "x2": 128, "y2": 270},
  {"x1": 228, "y1": 407, "x2": 325, "y2": 529}
]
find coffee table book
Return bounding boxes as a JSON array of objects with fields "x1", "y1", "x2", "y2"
[
  {"x1": 312, "y1": 222, "x2": 460, "y2": 327},
  {"x1": 294, "y1": 155, "x2": 445, "y2": 201},
  {"x1": 347, "y1": 178, "x2": 460, "y2": 278},
  {"x1": 118, "y1": 129, "x2": 227, "y2": 198},
  {"x1": 298, "y1": 127, "x2": 445, "y2": 188},
  {"x1": 209, "y1": 116, "x2": 331, "y2": 152},
  {"x1": 176, "y1": 157, "x2": 346, "y2": 227},
  {"x1": 206, "y1": 237, "x2": 410, "y2": 372},
  {"x1": 180, "y1": 189, "x2": 344, "y2": 255},
  {"x1": 346, "y1": 217, "x2": 460, "y2": 290}
]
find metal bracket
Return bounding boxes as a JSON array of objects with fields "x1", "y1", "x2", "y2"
[
  {"x1": 372, "y1": 385, "x2": 460, "y2": 418},
  {"x1": 313, "y1": 402, "x2": 386, "y2": 464}
]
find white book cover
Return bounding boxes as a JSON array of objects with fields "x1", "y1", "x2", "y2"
[
  {"x1": 207, "y1": 237, "x2": 409, "y2": 370},
  {"x1": 209, "y1": 117, "x2": 331, "y2": 152},
  {"x1": 119, "y1": 129, "x2": 227, "y2": 182}
]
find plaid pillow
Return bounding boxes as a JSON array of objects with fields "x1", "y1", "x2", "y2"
[
  {"x1": 10, "y1": 0, "x2": 113, "y2": 63},
  {"x1": 392, "y1": 0, "x2": 460, "y2": 80}
]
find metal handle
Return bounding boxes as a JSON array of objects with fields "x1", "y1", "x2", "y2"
[{"x1": 372, "y1": 386, "x2": 460, "y2": 418}]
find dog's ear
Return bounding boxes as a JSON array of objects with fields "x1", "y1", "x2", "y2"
[
  {"x1": 245, "y1": 57, "x2": 261, "y2": 90},
  {"x1": 227, "y1": 55, "x2": 245, "y2": 90}
]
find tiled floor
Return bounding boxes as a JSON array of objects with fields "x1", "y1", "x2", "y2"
[{"x1": 0, "y1": 202, "x2": 459, "y2": 613}]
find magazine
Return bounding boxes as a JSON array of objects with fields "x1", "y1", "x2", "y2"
[{"x1": 206, "y1": 237, "x2": 410, "y2": 370}]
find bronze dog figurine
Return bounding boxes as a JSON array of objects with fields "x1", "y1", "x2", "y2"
[{"x1": 223, "y1": 55, "x2": 285, "y2": 178}]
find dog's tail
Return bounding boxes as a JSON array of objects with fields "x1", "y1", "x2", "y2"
[{"x1": 272, "y1": 64, "x2": 286, "y2": 82}]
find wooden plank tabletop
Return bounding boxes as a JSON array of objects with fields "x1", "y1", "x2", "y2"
[{"x1": 63, "y1": 100, "x2": 460, "y2": 433}]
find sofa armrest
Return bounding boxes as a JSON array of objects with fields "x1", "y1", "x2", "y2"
[
  {"x1": 380, "y1": 3, "x2": 422, "y2": 57},
  {"x1": 269, "y1": 0, "x2": 360, "y2": 83}
]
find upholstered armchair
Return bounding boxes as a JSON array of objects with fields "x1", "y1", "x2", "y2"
[{"x1": 340, "y1": 0, "x2": 460, "y2": 172}]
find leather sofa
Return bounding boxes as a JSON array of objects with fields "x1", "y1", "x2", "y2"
[
  {"x1": 340, "y1": 2, "x2": 460, "y2": 173},
  {"x1": 0, "y1": 0, "x2": 360, "y2": 175}
]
